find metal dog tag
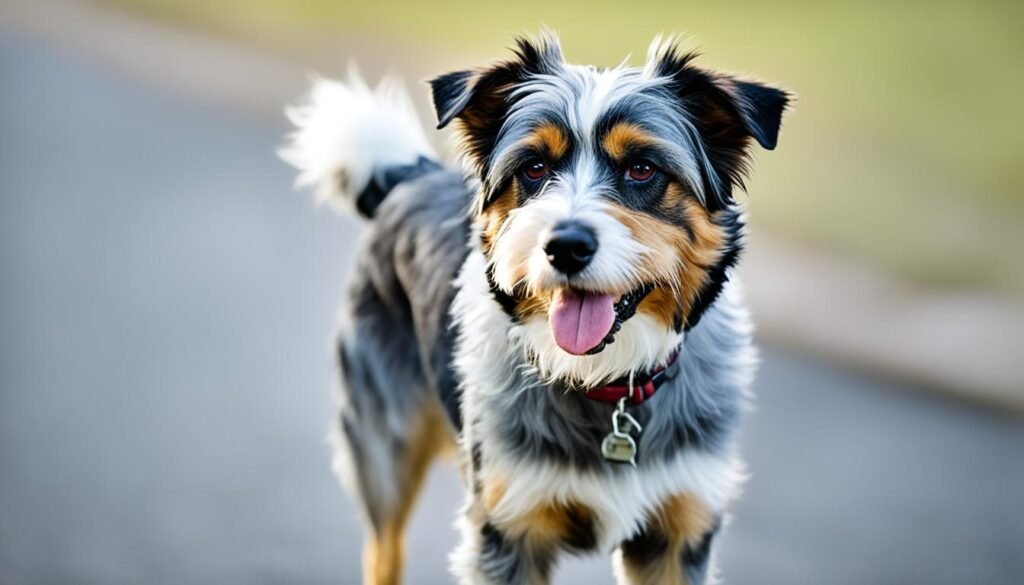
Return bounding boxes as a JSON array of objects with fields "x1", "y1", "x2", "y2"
[
  {"x1": 601, "y1": 432, "x2": 638, "y2": 466},
  {"x1": 602, "y1": 398, "x2": 642, "y2": 467}
]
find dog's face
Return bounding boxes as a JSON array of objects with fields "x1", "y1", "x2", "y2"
[{"x1": 432, "y1": 33, "x2": 788, "y2": 386}]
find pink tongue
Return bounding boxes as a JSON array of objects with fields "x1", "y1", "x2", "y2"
[{"x1": 549, "y1": 289, "x2": 617, "y2": 355}]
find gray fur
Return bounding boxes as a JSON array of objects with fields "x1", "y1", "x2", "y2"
[
  {"x1": 488, "y1": 68, "x2": 714, "y2": 205},
  {"x1": 336, "y1": 174, "x2": 749, "y2": 584},
  {"x1": 333, "y1": 169, "x2": 470, "y2": 528},
  {"x1": 455, "y1": 296, "x2": 749, "y2": 472},
  {"x1": 335, "y1": 117, "x2": 750, "y2": 585},
  {"x1": 321, "y1": 32, "x2": 787, "y2": 585}
]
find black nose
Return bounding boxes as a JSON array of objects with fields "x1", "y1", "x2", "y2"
[{"x1": 544, "y1": 221, "x2": 598, "y2": 276}]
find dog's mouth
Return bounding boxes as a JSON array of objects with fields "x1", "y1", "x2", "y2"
[{"x1": 548, "y1": 283, "x2": 654, "y2": 356}]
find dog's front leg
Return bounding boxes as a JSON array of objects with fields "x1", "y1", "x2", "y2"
[
  {"x1": 612, "y1": 494, "x2": 720, "y2": 585},
  {"x1": 451, "y1": 511, "x2": 557, "y2": 585}
]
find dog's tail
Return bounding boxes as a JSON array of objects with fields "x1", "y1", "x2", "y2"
[{"x1": 279, "y1": 70, "x2": 440, "y2": 219}]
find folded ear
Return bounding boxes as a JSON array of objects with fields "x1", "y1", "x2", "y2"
[
  {"x1": 430, "y1": 70, "x2": 475, "y2": 129},
  {"x1": 427, "y1": 32, "x2": 564, "y2": 177},
  {"x1": 646, "y1": 40, "x2": 791, "y2": 206},
  {"x1": 697, "y1": 74, "x2": 791, "y2": 203},
  {"x1": 731, "y1": 79, "x2": 790, "y2": 151}
]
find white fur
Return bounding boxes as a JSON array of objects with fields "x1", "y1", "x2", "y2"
[
  {"x1": 571, "y1": 64, "x2": 627, "y2": 146},
  {"x1": 490, "y1": 185, "x2": 653, "y2": 297},
  {"x1": 485, "y1": 445, "x2": 744, "y2": 551},
  {"x1": 494, "y1": 62, "x2": 708, "y2": 202},
  {"x1": 451, "y1": 252, "x2": 752, "y2": 582},
  {"x1": 279, "y1": 70, "x2": 435, "y2": 213},
  {"x1": 515, "y1": 313, "x2": 682, "y2": 388},
  {"x1": 452, "y1": 253, "x2": 751, "y2": 584},
  {"x1": 450, "y1": 447, "x2": 742, "y2": 582},
  {"x1": 485, "y1": 163, "x2": 682, "y2": 386},
  {"x1": 472, "y1": 203, "x2": 678, "y2": 386}
]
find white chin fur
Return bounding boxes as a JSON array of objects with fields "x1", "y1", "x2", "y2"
[
  {"x1": 513, "y1": 312, "x2": 682, "y2": 388},
  {"x1": 458, "y1": 248, "x2": 681, "y2": 388}
]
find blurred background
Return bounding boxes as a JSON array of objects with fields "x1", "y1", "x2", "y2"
[{"x1": 1, "y1": 0, "x2": 1021, "y2": 584}]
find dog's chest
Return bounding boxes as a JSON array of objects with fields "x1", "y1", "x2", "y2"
[{"x1": 474, "y1": 438, "x2": 742, "y2": 550}]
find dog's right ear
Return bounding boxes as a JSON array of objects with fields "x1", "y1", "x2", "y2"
[
  {"x1": 428, "y1": 32, "x2": 564, "y2": 178},
  {"x1": 430, "y1": 70, "x2": 476, "y2": 130}
]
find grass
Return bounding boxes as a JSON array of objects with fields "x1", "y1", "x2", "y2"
[{"x1": 106, "y1": 0, "x2": 1024, "y2": 298}]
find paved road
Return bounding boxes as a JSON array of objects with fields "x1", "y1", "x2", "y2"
[{"x1": 1, "y1": 36, "x2": 1022, "y2": 585}]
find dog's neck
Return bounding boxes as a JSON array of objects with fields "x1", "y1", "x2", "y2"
[{"x1": 569, "y1": 346, "x2": 682, "y2": 405}]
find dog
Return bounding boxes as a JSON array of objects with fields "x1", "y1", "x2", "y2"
[{"x1": 281, "y1": 31, "x2": 789, "y2": 585}]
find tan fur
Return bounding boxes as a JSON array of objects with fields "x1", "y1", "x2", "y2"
[
  {"x1": 479, "y1": 186, "x2": 517, "y2": 256},
  {"x1": 515, "y1": 295, "x2": 551, "y2": 320},
  {"x1": 619, "y1": 494, "x2": 715, "y2": 585},
  {"x1": 363, "y1": 401, "x2": 454, "y2": 585},
  {"x1": 479, "y1": 123, "x2": 569, "y2": 255},
  {"x1": 676, "y1": 198, "x2": 727, "y2": 327},
  {"x1": 526, "y1": 123, "x2": 570, "y2": 159},
  {"x1": 639, "y1": 287, "x2": 680, "y2": 329},
  {"x1": 650, "y1": 493, "x2": 716, "y2": 548},
  {"x1": 488, "y1": 494, "x2": 594, "y2": 548},
  {"x1": 529, "y1": 500, "x2": 593, "y2": 546},
  {"x1": 603, "y1": 123, "x2": 658, "y2": 161},
  {"x1": 606, "y1": 189, "x2": 726, "y2": 329},
  {"x1": 478, "y1": 122, "x2": 572, "y2": 321},
  {"x1": 477, "y1": 188, "x2": 554, "y2": 321},
  {"x1": 481, "y1": 478, "x2": 507, "y2": 515}
]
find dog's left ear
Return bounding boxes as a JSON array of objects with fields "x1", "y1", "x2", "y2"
[
  {"x1": 647, "y1": 41, "x2": 792, "y2": 206},
  {"x1": 728, "y1": 79, "x2": 790, "y2": 151}
]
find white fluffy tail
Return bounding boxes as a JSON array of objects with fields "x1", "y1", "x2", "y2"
[{"x1": 279, "y1": 69, "x2": 437, "y2": 217}]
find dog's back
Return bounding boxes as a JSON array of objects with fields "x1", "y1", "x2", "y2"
[{"x1": 281, "y1": 73, "x2": 469, "y2": 584}]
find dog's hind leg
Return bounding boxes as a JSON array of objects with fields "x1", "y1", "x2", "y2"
[
  {"x1": 358, "y1": 403, "x2": 450, "y2": 585},
  {"x1": 332, "y1": 329, "x2": 455, "y2": 585}
]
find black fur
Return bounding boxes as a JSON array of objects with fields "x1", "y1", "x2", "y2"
[
  {"x1": 478, "y1": 522, "x2": 554, "y2": 584},
  {"x1": 430, "y1": 70, "x2": 475, "y2": 129},
  {"x1": 733, "y1": 80, "x2": 790, "y2": 150},
  {"x1": 685, "y1": 206, "x2": 745, "y2": 331},
  {"x1": 682, "y1": 522, "x2": 719, "y2": 571},
  {"x1": 311, "y1": 34, "x2": 786, "y2": 585},
  {"x1": 560, "y1": 505, "x2": 599, "y2": 552},
  {"x1": 620, "y1": 525, "x2": 670, "y2": 565},
  {"x1": 649, "y1": 45, "x2": 791, "y2": 210},
  {"x1": 355, "y1": 156, "x2": 443, "y2": 218},
  {"x1": 428, "y1": 35, "x2": 564, "y2": 184}
]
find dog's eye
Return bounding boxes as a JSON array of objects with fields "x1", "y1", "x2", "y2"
[
  {"x1": 522, "y1": 159, "x2": 549, "y2": 181},
  {"x1": 626, "y1": 160, "x2": 657, "y2": 182}
]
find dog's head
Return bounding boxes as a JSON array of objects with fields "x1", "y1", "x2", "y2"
[{"x1": 432, "y1": 32, "x2": 789, "y2": 386}]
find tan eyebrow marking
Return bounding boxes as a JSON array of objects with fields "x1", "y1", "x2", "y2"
[
  {"x1": 523, "y1": 123, "x2": 570, "y2": 159},
  {"x1": 602, "y1": 122, "x2": 658, "y2": 160}
]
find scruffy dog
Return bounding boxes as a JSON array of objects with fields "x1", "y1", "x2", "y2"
[{"x1": 281, "y1": 31, "x2": 788, "y2": 585}]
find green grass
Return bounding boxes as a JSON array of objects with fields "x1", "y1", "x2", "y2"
[{"x1": 106, "y1": 0, "x2": 1024, "y2": 297}]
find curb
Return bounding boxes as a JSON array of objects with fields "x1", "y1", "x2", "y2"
[{"x1": 742, "y1": 234, "x2": 1023, "y2": 413}]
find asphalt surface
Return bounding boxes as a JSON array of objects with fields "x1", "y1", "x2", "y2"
[{"x1": 1, "y1": 35, "x2": 1022, "y2": 585}]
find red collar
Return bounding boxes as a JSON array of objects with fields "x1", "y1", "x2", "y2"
[{"x1": 583, "y1": 349, "x2": 681, "y2": 405}]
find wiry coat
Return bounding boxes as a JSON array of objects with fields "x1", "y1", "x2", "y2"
[{"x1": 281, "y1": 32, "x2": 788, "y2": 585}]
